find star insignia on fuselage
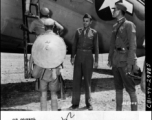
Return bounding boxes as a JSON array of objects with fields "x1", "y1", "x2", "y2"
[{"x1": 98, "y1": 0, "x2": 133, "y2": 15}]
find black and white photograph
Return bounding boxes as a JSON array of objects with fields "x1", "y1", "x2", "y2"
[{"x1": 1, "y1": 0, "x2": 151, "y2": 119}]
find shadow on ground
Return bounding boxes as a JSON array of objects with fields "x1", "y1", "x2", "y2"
[
  {"x1": 1, "y1": 108, "x2": 31, "y2": 111},
  {"x1": 1, "y1": 77, "x2": 141, "y2": 109},
  {"x1": 93, "y1": 68, "x2": 113, "y2": 75}
]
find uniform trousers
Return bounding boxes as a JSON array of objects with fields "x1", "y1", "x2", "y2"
[
  {"x1": 72, "y1": 49, "x2": 93, "y2": 106},
  {"x1": 112, "y1": 66, "x2": 138, "y2": 111},
  {"x1": 112, "y1": 67, "x2": 136, "y2": 92}
]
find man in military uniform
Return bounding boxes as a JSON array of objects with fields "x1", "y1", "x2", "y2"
[
  {"x1": 108, "y1": 2, "x2": 138, "y2": 111},
  {"x1": 26, "y1": 8, "x2": 64, "y2": 110},
  {"x1": 21, "y1": 7, "x2": 49, "y2": 35},
  {"x1": 29, "y1": 7, "x2": 64, "y2": 36},
  {"x1": 38, "y1": 18, "x2": 63, "y2": 111},
  {"x1": 70, "y1": 13, "x2": 99, "y2": 110},
  {"x1": 29, "y1": 18, "x2": 64, "y2": 111},
  {"x1": 28, "y1": 7, "x2": 64, "y2": 77}
]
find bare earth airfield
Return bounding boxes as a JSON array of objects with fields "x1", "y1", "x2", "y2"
[{"x1": 1, "y1": 53, "x2": 145, "y2": 111}]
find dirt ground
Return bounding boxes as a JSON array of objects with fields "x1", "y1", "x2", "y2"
[{"x1": 1, "y1": 53, "x2": 145, "y2": 111}]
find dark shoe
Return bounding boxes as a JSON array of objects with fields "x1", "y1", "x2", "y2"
[
  {"x1": 58, "y1": 108, "x2": 62, "y2": 111},
  {"x1": 69, "y1": 105, "x2": 79, "y2": 110},
  {"x1": 87, "y1": 105, "x2": 93, "y2": 110}
]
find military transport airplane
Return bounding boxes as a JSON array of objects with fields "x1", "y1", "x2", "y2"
[{"x1": 1, "y1": 0, "x2": 145, "y2": 56}]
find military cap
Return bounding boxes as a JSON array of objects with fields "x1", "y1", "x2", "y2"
[
  {"x1": 40, "y1": 7, "x2": 50, "y2": 16},
  {"x1": 83, "y1": 13, "x2": 92, "y2": 20},
  {"x1": 112, "y1": 2, "x2": 127, "y2": 12},
  {"x1": 44, "y1": 18, "x2": 55, "y2": 26}
]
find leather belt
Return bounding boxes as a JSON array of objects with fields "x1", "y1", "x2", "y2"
[
  {"x1": 77, "y1": 49, "x2": 92, "y2": 52},
  {"x1": 115, "y1": 47, "x2": 129, "y2": 51}
]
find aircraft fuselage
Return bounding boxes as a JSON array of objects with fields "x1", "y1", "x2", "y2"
[{"x1": 1, "y1": 0, "x2": 145, "y2": 56}]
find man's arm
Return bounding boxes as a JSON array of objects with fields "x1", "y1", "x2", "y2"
[
  {"x1": 93, "y1": 32, "x2": 99, "y2": 65},
  {"x1": 28, "y1": 55, "x2": 34, "y2": 75},
  {"x1": 28, "y1": 20, "x2": 36, "y2": 34},
  {"x1": 71, "y1": 30, "x2": 79, "y2": 65},
  {"x1": 54, "y1": 21, "x2": 64, "y2": 35},
  {"x1": 71, "y1": 30, "x2": 79, "y2": 58},
  {"x1": 54, "y1": 21, "x2": 64, "y2": 31},
  {"x1": 20, "y1": 21, "x2": 36, "y2": 34},
  {"x1": 125, "y1": 22, "x2": 137, "y2": 73},
  {"x1": 108, "y1": 30, "x2": 115, "y2": 67},
  {"x1": 126, "y1": 22, "x2": 137, "y2": 66}
]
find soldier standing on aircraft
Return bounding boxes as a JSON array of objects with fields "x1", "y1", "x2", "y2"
[
  {"x1": 108, "y1": 2, "x2": 138, "y2": 111},
  {"x1": 70, "y1": 13, "x2": 99, "y2": 110}
]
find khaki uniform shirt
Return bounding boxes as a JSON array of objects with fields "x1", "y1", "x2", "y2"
[
  {"x1": 108, "y1": 17, "x2": 137, "y2": 67},
  {"x1": 29, "y1": 18, "x2": 63, "y2": 36},
  {"x1": 71, "y1": 27, "x2": 99, "y2": 63},
  {"x1": 29, "y1": 18, "x2": 47, "y2": 35}
]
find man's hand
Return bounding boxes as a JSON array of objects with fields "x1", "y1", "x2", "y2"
[
  {"x1": 107, "y1": 60, "x2": 112, "y2": 68},
  {"x1": 125, "y1": 64, "x2": 132, "y2": 74},
  {"x1": 58, "y1": 29, "x2": 64, "y2": 36},
  {"x1": 71, "y1": 57, "x2": 75, "y2": 65},
  {"x1": 133, "y1": 62, "x2": 140, "y2": 74},
  {"x1": 94, "y1": 62, "x2": 98, "y2": 69}
]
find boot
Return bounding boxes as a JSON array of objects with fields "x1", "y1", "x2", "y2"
[{"x1": 129, "y1": 92, "x2": 138, "y2": 111}]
